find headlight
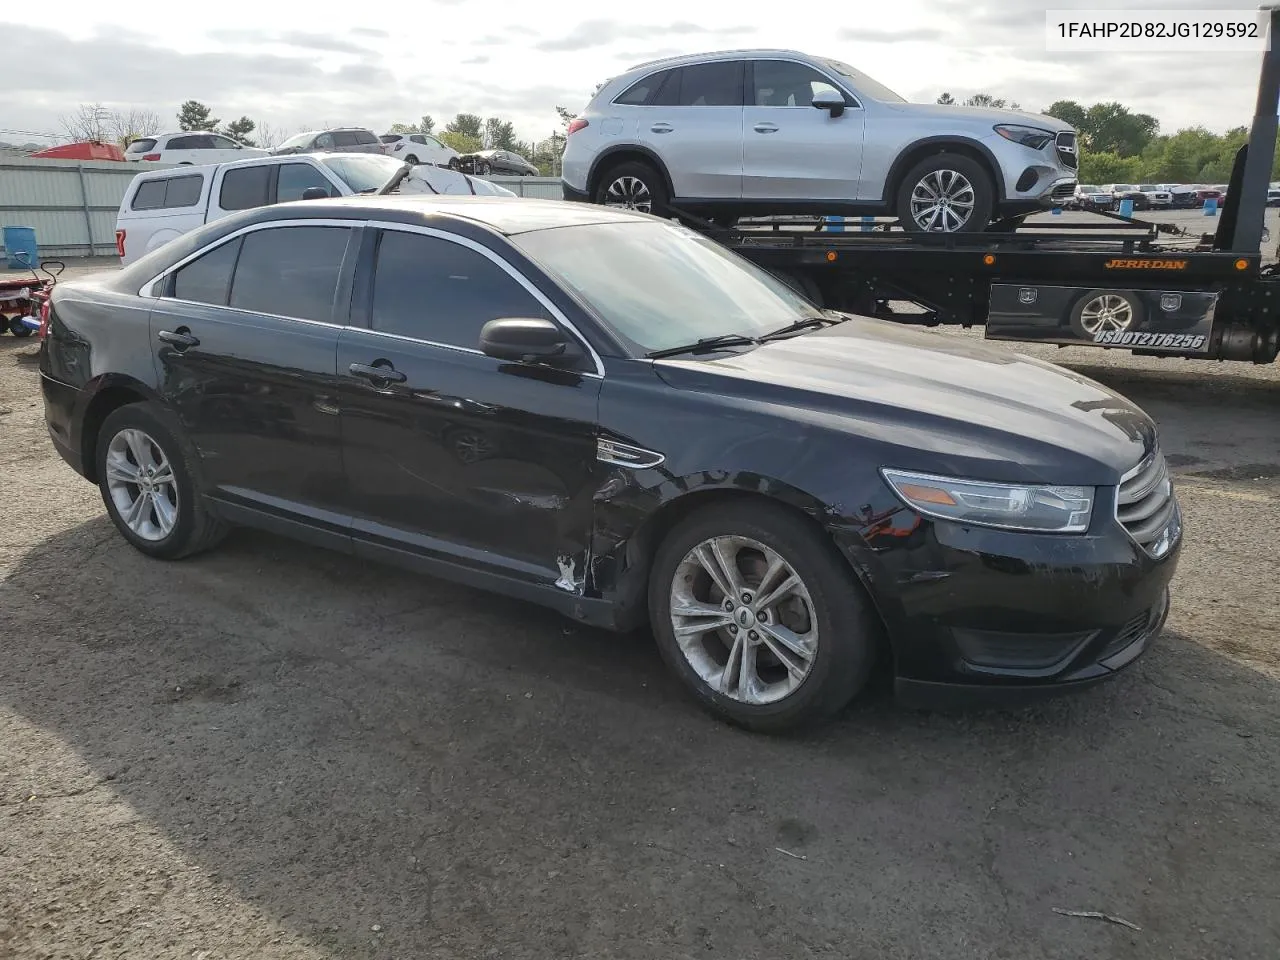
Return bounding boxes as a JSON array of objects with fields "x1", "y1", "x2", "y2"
[
  {"x1": 881, "y1": 468, "x2": 1094, "y2": 533},
  {"x1": 993, "y1": 124, "x2": 1055, "y2": 150}
]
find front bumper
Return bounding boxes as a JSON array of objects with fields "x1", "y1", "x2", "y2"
[{"x1": 835, "y1": 500, "x2": 1181, "y2": 705}]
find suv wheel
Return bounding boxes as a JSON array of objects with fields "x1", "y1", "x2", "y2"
[
  {"x1": 648, "y1": 501, "x2": 879, "y2": 731},
  {"x1": 594, "y1": 161, "x2": 668, "y2": 216},
  {"x1": 896, "y1": 154, "x2": 994, "y2": 233},
  {"x1": 96, "y1": 402, "x2": 228, "y2": 560}
]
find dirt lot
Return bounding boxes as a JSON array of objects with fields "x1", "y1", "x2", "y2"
[{"x1": 2, "y1": 258, "x2": 1279, "y2": 960}]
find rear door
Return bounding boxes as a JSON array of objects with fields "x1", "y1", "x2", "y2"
[
  {"x1": 206, "y1": 133, "x2": 247, "y2": 163},
  {"x1": 634, "y1": 60, "x2": 745, "y2": 200},
  {"x1": 162, "y1": 134, "x2": 206, "y2": 165},
  {"x1": 742, "y1": 58, "x2": 865, "y2": 201},
  {"x1": 149, "y1": 221, "x2": 357, "y2": 527}
]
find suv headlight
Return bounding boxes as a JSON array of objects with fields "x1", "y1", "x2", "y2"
[
  {"x1": 881, "y1": 468, "x2": 1094, "y2": 533},
  {"x1": 993, "y1": 124, "x2": 1055, "y2": 150}
]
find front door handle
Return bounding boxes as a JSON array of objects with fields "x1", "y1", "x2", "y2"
[
  {"x1": 650, "y1": 123, "x2": 673, "y2": 134},
  {"x1": 348, "y1": 361, "x2": 406, "y2": 384},
  {"x1": 157, "y1": 328, "x2": 199, "y2": 349},
  {"x1": 753, "y1": 123, "x2": 779, "y2": 134}
]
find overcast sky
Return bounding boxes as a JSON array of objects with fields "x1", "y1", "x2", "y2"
[{"x1": 0, "y1": 0, "x2": 1266, "y2": 146}]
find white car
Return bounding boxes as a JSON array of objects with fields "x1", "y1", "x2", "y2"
[
  {"x1": 1138, "y1": 184, "x2": 1173, "y2": 206},
  {"x1": 379, "y1": 133, "x2": 458, "y2": 168},
  {"x1": 114, "y1": 153, "x2": 515, "y2": 265},
  {"x1": 124, "y1": 132, "x2": 269, "y2": 165}
]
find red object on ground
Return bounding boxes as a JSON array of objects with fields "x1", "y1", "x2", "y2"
[{"x1": 29, "y1": 140, "x2": 126, "y2": 162}]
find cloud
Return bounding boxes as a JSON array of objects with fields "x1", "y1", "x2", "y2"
[
  {"x1": 536, "y1": 19, "x2": 751, "y2": 52},
  {"x1": 351, "y1": 27, "x2": 389, "y2": 38},
  {"x1": 614, "y1": 49, "x2": 683, "y2": 63},
  {"x1": 207, "y1": 28, "x2": 372, "y2": 55},
  {"x1": 836, "y1": 26, "x2": 947, "y2": 43},
  {"x1": 463, "y1": 55, "x2": 490, "y2": 65},
  {"x1": 474, "y1": 35, "x2": 509, "y2": 46}
]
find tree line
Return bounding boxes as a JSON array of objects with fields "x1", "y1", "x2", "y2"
[{"x1": 938, "y1": 91, "x2": 1270, "y2": 184}]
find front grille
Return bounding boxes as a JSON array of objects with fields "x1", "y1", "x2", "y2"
[
  {"x1": 1056, "y1": 131, "x2": 1079, "y2": 169},
  {"x1": 1051, "y1": 181, "x2": 1076, "y2": 202},
  {"x1": 1116, "y1": 447, "x2": 1179, "y2": 557},
  {"x1": 1098, "y1": 610, "x2": 1152, "y2": 661}
]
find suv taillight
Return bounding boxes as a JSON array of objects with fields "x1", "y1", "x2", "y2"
[
  {"x1": 142, "y1": 153, "x2": 160, "y2": 161},
  {"x1": 566, "y1": 119, "x2": 588, "y2": 136},
  {"x1": 115, "y1": 230, "x2": 126, "y2": 259}
]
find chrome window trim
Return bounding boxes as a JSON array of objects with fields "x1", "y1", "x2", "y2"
[{"x1": 136, "y1": 217, "x2": 607, "y2": 379}]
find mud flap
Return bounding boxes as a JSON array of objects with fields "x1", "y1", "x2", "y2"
[{"x1": 986, "y1": 283, "x2": 1218, "y2": 354}]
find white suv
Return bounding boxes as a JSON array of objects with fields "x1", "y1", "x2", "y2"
[
  {"x1": 379, "y1": 133, "x2": 458, "y2": 168},
  {"x1": 124, "y1": 132, "x2": 268, "y2": 165},
  {"x1": 562, "y1": 50, "x2": 1079, "y2": 232}
]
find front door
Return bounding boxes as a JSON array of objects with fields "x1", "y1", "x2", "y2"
[
  {"x1": 149, "y1": 222, "x2": 356, "y2": 525},
  {"x1": 635, "y1": 60, "x2": 745, "y2": 200},
  {"x1": 336, "y1": 227, "x2": 603, "y2": 586},
  {"x1": 741, "y1": 59, "x2": 866, "y2": 201}
]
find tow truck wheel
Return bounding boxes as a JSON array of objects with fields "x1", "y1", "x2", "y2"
[
  {"x1": 896, "y1": 154, "x2": 994, "y2": 234},
  {"x1": 1069, "y1": 289, "x2": 1144, "y2": 339}
]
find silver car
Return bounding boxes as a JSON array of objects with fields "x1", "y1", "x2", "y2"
[
  {"x1": 562, "y1": 50, "x2": 1079, "y2": 232},
  {"x1": 272, "y1": 127, "x2": 384, "y2": 156}
]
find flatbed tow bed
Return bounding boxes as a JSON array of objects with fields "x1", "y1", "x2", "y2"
[{"x1": 668, "y1": 5, "x2": 1280, "y2": 367}]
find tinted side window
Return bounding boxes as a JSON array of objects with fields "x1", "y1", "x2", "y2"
[
  {"x1": 678, "y1": 61, "x2": 744, "y2": 106},
  {"x1": 615, "y1": 69, "x2": 672, "y2": 105},
  {"x1": 410, "y1": 135, "x2": 427, "y2": 145},
  {"x1": 650, "y1": 68, "x2": 681, "y2": 106},
  {"x1": 208, "y1": 135, "x2": 239, "y2": 149},
  {"x1": 219, "y1": 166, "x2": 271, "y2": 210},
  {"x1": 354, "y1": 130, "x2": 379, "y2": 145},
  {"x1": 752, "y1": 60, "x2": 842, "y2": 106},
  {"x1": 172, "y1": 237, "x2": 242, "y2": 305},
  {"x1": 166, "y1": 135, "x2": 198, "y2": 150},
  {"x1": 332, "y1": 131, "x2": 359, "y2": 147},
  {"x1": 370, "y1": 231, "x2": 549, "y2": 348},
  {"x1": 229, "y1": 226, "x2": 352, "y2": 323},
  {"x1": 126, "y1": 138, "x2": 157, "y2": 154},
  {"x1": 131, "y1": 180, "x2": 168, "y2": 211},
  {"x1": 164, "y1": 175, "x2": 204, "y2": 208},
  {"x1": 276, "y1": 163, "x2": 336, "y2": 202}
]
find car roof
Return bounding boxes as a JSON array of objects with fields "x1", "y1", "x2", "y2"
[
  {"x1": 277, "y1": 194, "x2": 653, "y2": 235},
  {"x1": 128, "y1": 151, "x2": 381, "y2": 179}
]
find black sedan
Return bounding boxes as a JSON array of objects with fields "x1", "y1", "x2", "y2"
[
  {"x1": 462, "y1": 149, "x2": 540, "y2": 176},
  {"x1": 38, "y1": 196, "x2": 1181, "y2": 730}
]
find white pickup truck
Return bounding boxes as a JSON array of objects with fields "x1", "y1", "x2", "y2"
[{"x1": 114, "y1": 152, "x2": 515, "y2": 265}]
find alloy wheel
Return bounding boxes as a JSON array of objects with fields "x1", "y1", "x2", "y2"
[
  {"x1": 604, "y1": 176, "x2": 653, "y2": 213},
  {"x1": 1078, "y1": 293, "x2": 1136, "y2": 334},
  {"x1": 909, "y1": 169, "x2": 976, "y2": 232},
  {"x1": 104, "y1": 428, "x2": 180, "y2": 542},
  {"x1": 669, "y1": 536, "x2": 819, "y2": 705}
]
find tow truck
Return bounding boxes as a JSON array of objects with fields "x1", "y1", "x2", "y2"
[{"x1": 654, "y1": 6, "x2": 1280, "y2": 366}]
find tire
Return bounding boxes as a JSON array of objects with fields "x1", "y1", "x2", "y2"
[
  {"x1": 476, "y1": 161, "x2": 491, "y2": 175},
  {"x1": 1069, "y1": 289, "x2": 1145, "y2": 339},
  {"x1": 8, "y1": 315, "x2": 32, "y2": 337},
  {"x1": 648, "y1": 500, "x2": 879, "y2": 732},
  {"x1": 95, "y1": 402, "x2": 228, "y2": 560},
  {"x1": 593, "y1": 160, "x2": 669, "y2": 217},
  {"x1": 404, "y1": 154, "x2": 419, "y2": 165},
  {"x1": 895, "y1": 153, "x2": 994, "y2": 233},
  {"x1": 447, "y1": 157, "x2": 460, "y2": 170}
]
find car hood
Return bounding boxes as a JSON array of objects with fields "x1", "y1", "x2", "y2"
[
  {"x1": 651, "y1": 319, "x2": 1154, "y2": 486},
  {"x1": 884, "y1": 102, "x2": 1075, "y2": 133}
]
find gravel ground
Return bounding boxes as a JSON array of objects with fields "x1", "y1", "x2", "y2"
[{"x1": 1, "y1": 251, "x2": 1278, "y2": 960}]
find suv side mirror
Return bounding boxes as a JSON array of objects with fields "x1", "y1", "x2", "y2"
[
  {"x1": 301, "y1": 186, "x2": 329, "y2": 201},
  {"x1": 812, "y1": 90, "x2": 846, "y2": 118},
  {"x1": 479, "y1": 317, "x2": 571, "y2": 363}
]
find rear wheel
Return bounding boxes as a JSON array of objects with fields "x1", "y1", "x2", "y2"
[
  {"x1": 593, "y1": 160, "x2": 668, "y2": 217},
  {"x1": 895, "y1": 153, "x2": 994, "y2": 233},
  {"x1": 95, "y1": 402, "x2": 228, "y2": 560},
  {"x1": 648, "y1": 501, "x2": 879, "y2": 731}
]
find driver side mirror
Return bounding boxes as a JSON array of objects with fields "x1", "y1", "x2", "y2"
[
  {"x1": 812, "y1": 90, "x2": 846, "y2": 118},
  {"x1": 301, "y1": 186, "x2": 330, "y2": 201},
  {"x1": 479, "y1": 317, "x2": 573, "y2": 364}
]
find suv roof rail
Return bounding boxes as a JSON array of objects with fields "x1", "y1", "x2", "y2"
[{"x1": 627, "y1": 48, "x2": 806, "y2": 70}]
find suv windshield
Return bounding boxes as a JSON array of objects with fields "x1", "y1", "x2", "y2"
[
  {"x1": 819, "y1": 59, "x2": 906, "y2": 103},
  {"x1": 512, "y1": 220, "x2": 825, "y2": 354},
  {"x1": 319, "y1": 154, "x2": 404, "y2": 192}
]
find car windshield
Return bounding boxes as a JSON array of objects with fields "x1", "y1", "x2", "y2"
[
  {"x1": 319, "y1": 154, "x2": 405, "y2": 192},
  {"x1": 1139, "y1": 184, "x2": 1158, "y2": 191},
  {"x1": 278, "y1": 132, "x2": 315, "y2": 150},
  {"x1": 512, "y1": 220, "x2": 826, "y2": 354},
  {"x1": 1115, "y1": 184, "x2": 1137, "y2": 191},
  {"x1": 819, "y1": 59, "x2": 906, "y2": 103}
]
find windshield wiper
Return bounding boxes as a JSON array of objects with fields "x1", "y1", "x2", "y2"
[
  {"x1": 647, "y1": 333, "x2": 761, "y2": 359},
  {"x1": 758, "y1": 312, "x2": 848, "y2": 342}
]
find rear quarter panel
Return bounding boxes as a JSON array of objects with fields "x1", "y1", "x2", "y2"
[{"x1": 45, "y1": 285, "x2": 157, "y2": 393}]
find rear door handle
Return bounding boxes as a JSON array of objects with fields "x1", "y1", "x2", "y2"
[
  {"x1": 753, "y1": 123, "x2": 779, "y2": 134},
  {"x1": 348, "y1": 361, "x2": 406, "y2": 384},
  {"x1": 650, "y1": 123, "x2": 673, "y2": 134},
  {"x1": 157, "y1": 329, "x2": 199, "y2": 349}
]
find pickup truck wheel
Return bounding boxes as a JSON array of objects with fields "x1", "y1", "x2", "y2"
[
  {"x1": 896, "y1": 154, "x2": 994, "y2": 233},
  {"x1": 594, "y1": 161, "x2": 668, "y2": 217}
]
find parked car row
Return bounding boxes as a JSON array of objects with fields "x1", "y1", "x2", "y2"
[
  {"x1": 126, "y1": 126, "x2": 542, "y2": 176},
  {"x1": 1068, "y1": 182, "x2": 1229, "y2": 212}
]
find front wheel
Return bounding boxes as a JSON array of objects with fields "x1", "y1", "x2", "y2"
[
  {"x1": 895, "y1": 154, "x2": 994, "y2": 233},
  {"x1": 648, "y1": 501, "x2": 879, "y2": 731},
  {"x1": 96, "y1": 402, "x2": 228, "y2": 560}
]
